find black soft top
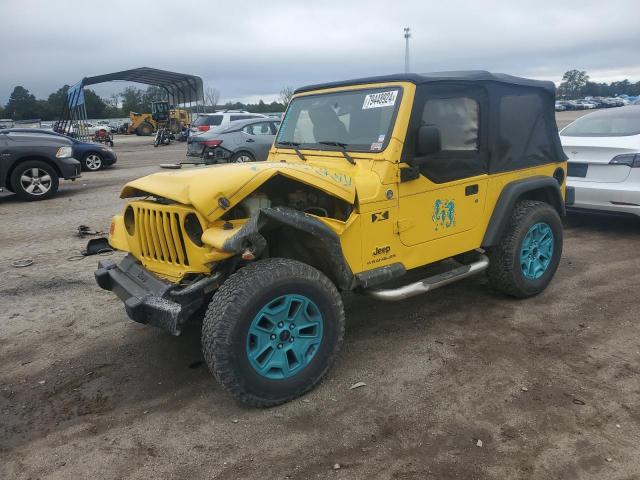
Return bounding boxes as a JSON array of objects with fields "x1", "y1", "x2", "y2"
[
  {"x1": 296, "y1": 70, "x2": 565, "y2": 177},
  {"x1": 295, "y1": 71, "x2": 556, "y2": 95}
]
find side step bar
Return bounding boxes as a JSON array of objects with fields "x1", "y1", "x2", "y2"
[{"x1": 363, "y1": 254, "x2": 489, "y2": 301}]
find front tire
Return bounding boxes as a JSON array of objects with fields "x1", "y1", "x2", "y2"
[
  {"x1": 83, "y1": 152, "x2": 103, "y2": 171},
  {"x1": 486, "y1": 200, "x2": 563, "y2": 298},
  {"x1": 202, "y1": 258, "x2": 345, "y2": 407},
  {"x1": 10, "y1": 160, "x2": 59, "y2": 201},
  {"x1": 136, "y1": 122, "x2": 153, "y2": 136}
]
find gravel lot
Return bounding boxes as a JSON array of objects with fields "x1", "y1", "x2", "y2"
[{"x1": 2, "y1": 112, "x2": 640, "y2": 479}]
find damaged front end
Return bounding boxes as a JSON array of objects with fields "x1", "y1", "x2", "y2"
[{"x1": 96, "y1": 162, "x2": 360, "y2": 335}]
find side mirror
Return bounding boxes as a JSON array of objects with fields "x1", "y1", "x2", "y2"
[{"x1": 416, "y1": 125, "x2": 441, "y2": 156}]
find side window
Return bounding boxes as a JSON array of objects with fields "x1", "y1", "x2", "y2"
[
  {"x1": 498, "y1": 94, "x2": 552, "y2": 169},
  {"x1": 269, "y1": 122, "x2": 281, "y2": 134},
  {"x1": 207, "y1": 115, "x2": 223, "y2": 126},
  {"x1": 422, "y1": 97, "x2": 479, "y2": 151},
  {"x1": 243, "y1": 122, "x2": 273, "y2": 135}
]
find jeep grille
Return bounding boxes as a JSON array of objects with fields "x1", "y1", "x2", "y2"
[{"x1": 135, "y1": 206, "x2": 189, "y2": 266}]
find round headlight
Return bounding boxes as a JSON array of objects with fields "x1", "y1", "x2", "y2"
[
  {"x1": 124, "y1": 206, "x2": 135, "y2": 235},
  {"x1": 184, "y1": 213, "x2": 204, "y2": 247}
]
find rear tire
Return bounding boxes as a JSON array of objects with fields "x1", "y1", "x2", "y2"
[
  {"x1": 202, "y1": 258, "x2": 345, "y2": 407},
  {"x1": 10, "y1": 160, "x2": 59, "y2": 201},
  {"x1": 486, "y1": 200, "x2": 562, "y2": 298},
  {"x1": 231, "y1": 151, "x2": 255, "y2": 163}
]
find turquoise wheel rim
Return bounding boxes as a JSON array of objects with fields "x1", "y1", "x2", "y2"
[
  {"x1": 246, "y1": 294, "x2": 324, "y2": 380},
  {"x1": 520, "y1": 222, "x2": 554, "y2": 280}
]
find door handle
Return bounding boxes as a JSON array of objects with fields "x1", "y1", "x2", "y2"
[
  {"x1": 465, "y1": 184, "x2": 479, "y2": 196},
  {"x1": 246, "y1": 138, "x2": 255, "y2": 143}
]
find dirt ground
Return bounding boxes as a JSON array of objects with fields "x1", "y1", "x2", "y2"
[{"x1": 2, "y1": 113, "x2": 640, "y2": 480}]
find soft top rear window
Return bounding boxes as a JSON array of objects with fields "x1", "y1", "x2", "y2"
[
  {"x1": 194, "y1": 115, "x2": 223, "y2": 126},
  {"x1": 561, "y1": 108, "x2": 640, "y2": 137}
]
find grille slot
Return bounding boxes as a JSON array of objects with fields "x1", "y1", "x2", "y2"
[{"x1": 135, "y1": 207, "x2": 189, "y2": 266}]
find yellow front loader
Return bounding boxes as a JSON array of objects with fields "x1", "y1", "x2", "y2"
[{"x1": 127, "y1": 101, "x2": 190, "y2": 136}]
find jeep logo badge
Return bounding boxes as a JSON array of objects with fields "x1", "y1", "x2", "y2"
[{"x1": 373, "y1": 246, "x2": 391, "y2": 256}]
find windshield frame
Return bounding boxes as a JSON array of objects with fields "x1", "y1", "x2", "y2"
[{"x1": 276, "y1": 85, "x2": 405, "y2": 154}]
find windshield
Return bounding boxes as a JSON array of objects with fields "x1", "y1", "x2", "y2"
[
  {"x1": 561, "y1": 107, "x2": 640, "y2": 137},
  {"x1": 276, "y1": 87, "x2": 402, "y2": 152}
]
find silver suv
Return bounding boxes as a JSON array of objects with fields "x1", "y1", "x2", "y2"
[{"x1": 191, "y1": 110, "x2": 268, "y2": 133}]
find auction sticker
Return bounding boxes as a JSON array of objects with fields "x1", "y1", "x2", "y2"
[{"x1": 362, "y1": 90, "x2": 398, "y2": 109}]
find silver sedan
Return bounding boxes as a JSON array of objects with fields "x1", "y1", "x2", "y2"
[
  {"x1": 561, "y1": 106, "x2": 640, "y2": 217},
  {"x1": 187, "y1": 118, "x2": 280, "y2": 163}
]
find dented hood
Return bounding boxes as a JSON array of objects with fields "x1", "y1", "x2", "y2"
[{"x1": 121, "y1": 161, "x2": 356, "y2": 220}]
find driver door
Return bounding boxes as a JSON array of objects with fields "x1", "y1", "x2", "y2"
[{"x1": 398, "y1": 87, "x2": 489, "y2": 247}]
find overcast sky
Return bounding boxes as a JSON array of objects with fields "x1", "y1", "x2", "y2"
[{"x1": 1, "y1": 0, "x2": 638, "y2": 105}]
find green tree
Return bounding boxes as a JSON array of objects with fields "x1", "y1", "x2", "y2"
[
  {"x1": 121, "y1": 86, "x2": 145, "y2": 114},
  {"x1": 84, "y1": 89, "x2": 107, "y2": 118},
  {"x1": 5, "y1": 86, "x2": 39, "y2": 120},
  {"x1": 142, "y1": 86, "x2": 166, "y2": 106},
  {"x1": 609, "y1": 79, "x2": 631, "y2": 96},
  {"x1": 47, "y1": 85, "x2": 70, "y2": 118},
  {"x1": 558, "y1": 70, "x2": 589, "y2": 99}
]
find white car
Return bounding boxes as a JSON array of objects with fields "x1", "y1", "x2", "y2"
[
  {"x1": 575, "y1": 100, "x2": 596, "y2": 109},
  {"x1": 561, "y1": 105, "x2": 640, "y2": 217},
  {"x1": 191, "y1": 110, "x2": 268, "y2": 133}
]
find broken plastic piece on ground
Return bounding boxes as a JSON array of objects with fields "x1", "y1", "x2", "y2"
[
  {"x1": 77, "y1": 225, "x2": 105, "y2": 237},
  {"x1": 160, "y1": 163, "x2": 183, "y2": 169},
  {"x1": 82, "y1": 237, "x2": 113, "y2": 256}
]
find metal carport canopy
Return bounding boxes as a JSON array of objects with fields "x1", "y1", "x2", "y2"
[{"x1": 80, "y1": 67, "x2": 204, "y2": 105}]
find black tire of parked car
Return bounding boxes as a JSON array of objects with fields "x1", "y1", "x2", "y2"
[
  {"x1": 9, "y1": 160, "x2": 60, "y2": 201},
  {"x1": 82, "y1": 152, "x2": 104, "y2": 171},
  {"x1": 486, "y1": 200, "x2": 563, "y2": 298},
  {"x1": 201, "y1": 258, "x2": 345, "y2": 407},
  {"x1": 231, "y1": 151, "x2": 255, "y2": 163}
]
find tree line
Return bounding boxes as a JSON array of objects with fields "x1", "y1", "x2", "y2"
[
  {"x1": 4, "y1": 70, "x2": 636, "y2": 120},
  {"x1": 558, "y1": 69, "x2": 640, "y2": 99},
  {"x1": 0, "y1": 85, "x2": 290, "y2": 121}
]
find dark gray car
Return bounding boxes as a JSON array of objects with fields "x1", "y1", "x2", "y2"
[
  {"x1": 187, "y1": 118, "x2": 280, "y2": 163},
  {"x1": 0, "y1": 130, "x2": 81, "y2": 200}
]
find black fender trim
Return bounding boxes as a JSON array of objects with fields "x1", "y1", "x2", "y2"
[
  {"x1": 482, "y1": 176, "x2": 565, "y2": 247},
  {"x1": 222, "y1": 206, "x2": 355, "y2": 290}
]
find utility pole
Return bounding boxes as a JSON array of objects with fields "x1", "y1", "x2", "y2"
[{"x1": 404, "y1": 27, "x2": 411, "y2": 73}]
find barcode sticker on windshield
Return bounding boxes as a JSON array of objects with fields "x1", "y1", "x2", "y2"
[{"x1": 362, "y1": 91, "x2": 398, "y2": 109}]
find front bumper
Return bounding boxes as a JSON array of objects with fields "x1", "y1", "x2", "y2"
[
  {"x1": 59, "y1": 157, "x2": 82, "y2": 179},
  {"x1": 95, "y1": 254, "x2": 217, "y2": 335},
  {"x1": 103, "y1": 150, "x2": 117, "y2": 166}
]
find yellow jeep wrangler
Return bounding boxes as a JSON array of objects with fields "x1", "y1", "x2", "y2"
[{"x1": 96, "y1": 71, "x2": 567, "y2": 406}]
